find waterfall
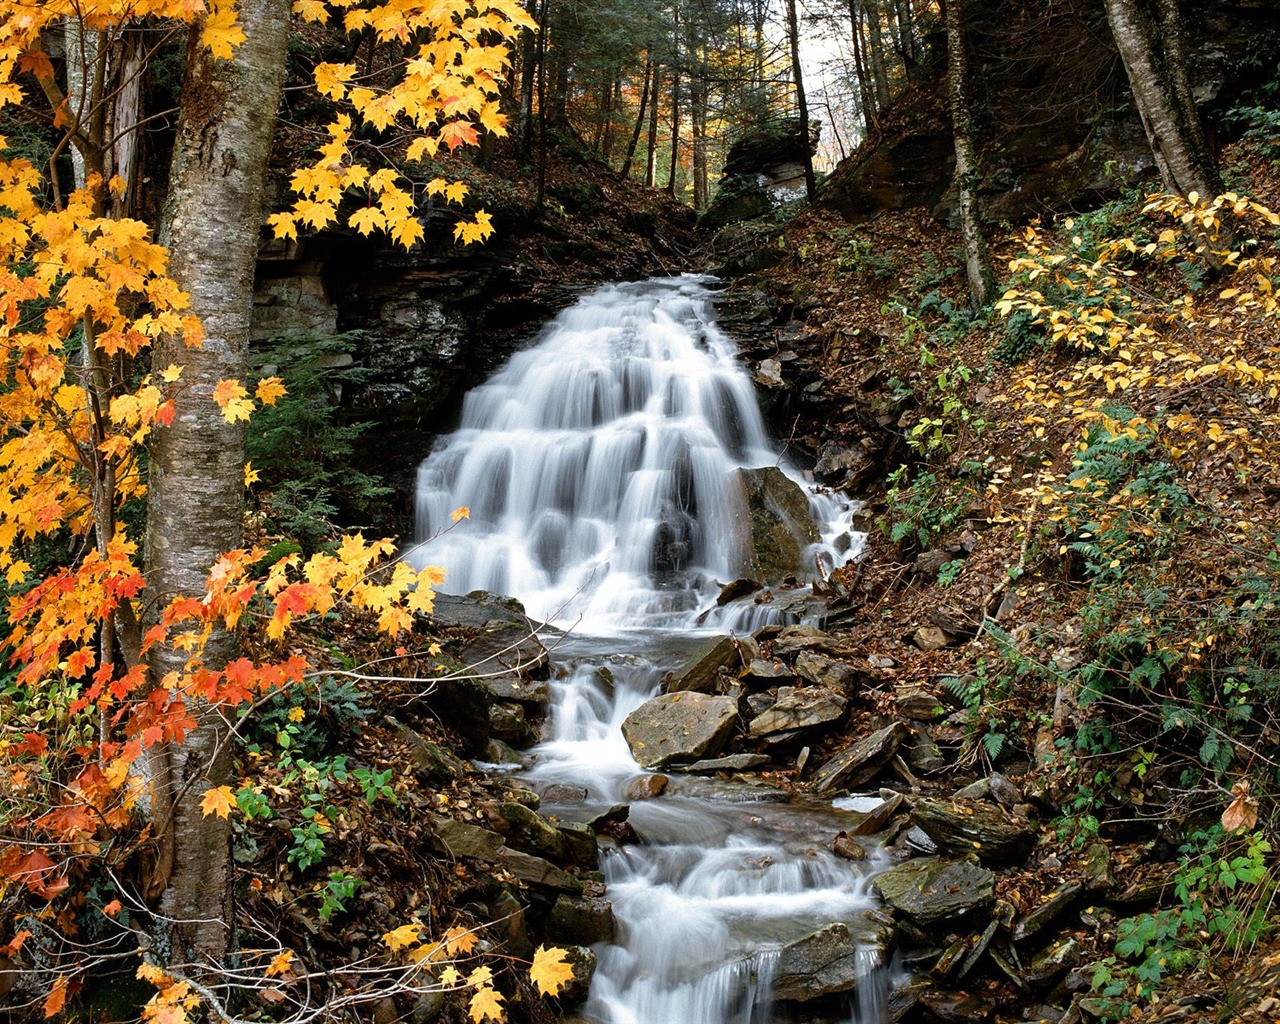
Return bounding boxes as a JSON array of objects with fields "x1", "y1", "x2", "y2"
[
  {"x1": 411, "y1": 277, "x2": 886, "y2": 1024},
  {"x1": 410, "y1": 276, "x2": 855, "y2": 632}
]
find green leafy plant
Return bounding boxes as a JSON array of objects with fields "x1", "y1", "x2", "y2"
[{"x1": 882, "y1": 466, "x2": 969, "y2": 550}]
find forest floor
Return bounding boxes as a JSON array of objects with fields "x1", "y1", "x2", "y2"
[{"x1": 707, "y1": 137, "x2": 1280, "y2": 1022}]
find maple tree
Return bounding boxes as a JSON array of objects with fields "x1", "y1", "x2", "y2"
[{"x1": 0, "y1": 0, "x2": 535, "y2": 1017}]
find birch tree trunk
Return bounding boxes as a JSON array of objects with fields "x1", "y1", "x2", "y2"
[
  {"x1": 145, "y1": 0, "x2": 289, "y2": 965},
  {"x1": 946, "y1": 0, "x2": 995, "y2": 311},
  {"x1": 1103, "y1": 0, "x2": 1220, "y2": 198}
]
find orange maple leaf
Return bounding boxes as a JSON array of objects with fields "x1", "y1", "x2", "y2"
[{"x1": 199, "y1": 785, "x2": 235, "y2": 819}]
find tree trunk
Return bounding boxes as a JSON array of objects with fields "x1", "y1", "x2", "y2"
[
  {"x1": 864, "y1": 0, "x2": 892, "y2": 110},
  {"x1": 621, "y1": 55, "x2": 653, "y2": 179},
  {"x1": 894, "y1": 0, "x2": 914, "y2": 64},
  {"x1": 1103, "y1": 0, "x2": 1220, "y2": 198},
  {"x1": 146, "y1": 0, "x2": 289, "y2": 965},
  {"x1": 945, "y1": 0, "x2": 995, "y2": 311},
  {"x1": 519, "y1": 24, "x2": 537, "y2": 157},
  {"x1": 690, "y1": 39, "x2": 709, "y2": 210},
  {"x1": 849, "y1": 0, "x2": 877, "y2": 135},
  {"x1": 786, "y1": 0, "x2": 817, "y2": 203},
  {"x1": 645, "y1": 64, "x2": 662, "y2": 187},
  {"x1": 666, "y1": 12, "x2": 682, "y2": 199}
]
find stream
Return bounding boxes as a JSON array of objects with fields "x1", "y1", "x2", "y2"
[{"x1": 411, "y1": 277, "x2": 893, "y2": 1024}]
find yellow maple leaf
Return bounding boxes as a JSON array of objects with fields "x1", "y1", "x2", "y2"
[
  {"x1": 267, "y1": 212, "x2": 298, "y2": 242},
  {"x1": 293, "y1": 0, "x2": 329, "y2": 21},
  {"x1": 201, "y1": 7, "x2": 248, "y2": 60},
  {"x1": 199, "y1": 785, "x2": 235, "y2": 819},
  {"x1": 255, "y1": 377, "x2": 287, "y2": 406},
  {"x1": 160, "y1": 363, "x2": 184, "y2": 383},
  {"x1": 381, "y1": 922, "x2": 423, "y2": 951},
  {"x1": 264, "y1": 949, "x2": 295, "y2": 977},
  {"x1": 469, "y1": 986, "x2": 504, "y2": 1024},
  {"x1": 439, "y1": 965, "x2": 462, "y2": 987},
  {"x1": 442, "y1": 925, "x2": 479, "y2": 955},
  {"x1": 287, "y1": 706, "x2": 305, "y2": 723},
  {"x1": 444, "y1": 180, "x2": 469, "y2": 204},
  {"x1": 451, "y1": 506, "x2": 470, "y2": 522},
  {"x1": 212, "y1": 379, "x2": 254, "y2": 423},
  {"x1": 244, "y1": 462, "x2": 260, "y2": 487},
  {"x1": 314, "y1": 62, "x2": 355, "y2": 100},
  {"x1": 529, "y1": 946, "x2": 574, "y2": 998}
]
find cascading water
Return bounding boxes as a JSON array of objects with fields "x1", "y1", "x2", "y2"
[{"x1": 411, "y1": 277, "x2": 889, "y2": 1024}]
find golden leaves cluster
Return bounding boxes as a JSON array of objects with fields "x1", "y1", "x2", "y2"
[{"x1": 270, "y1": 0, "x2": 536, "y2": 250}]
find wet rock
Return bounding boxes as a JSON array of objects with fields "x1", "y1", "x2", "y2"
[
  {"x1": 489, "y1": 886, "x2": 533, "y2": 959},
  {"x1": 1012, "y1": 882, "x2": 1081, "y2": 943},
  {"x1": 547, "y1": 895, "x2": 616, "y2": 946},
  {"x1": 397, "y1": 725, "x2": 469, "y2": 782},
  {"x1": 989, "y1": 772, "x2": 1024, "y2": 808},
  {"x1": 833, "y1": 832, "x2": 866, "y2": 861},
  {"x1": 1082, "y1": 842, "x2": 1116, "y2": 893},
  {"x1": 730, "y1": 466, "x2": 821, "y2": 583},
  {"x1": 769, "y1": 624, "x2": 830, "y2": 655},
  {"x1": 873, "y1": 857, "x2": 995, "y2": 925},
  {"x1": 541, "y1": 784, "x2": 589, "y2": 804},
  {"x1": 586, "y1": 804, "x2": 630, "y2": 830},
  {"x1": 904, "y1": 723, "x2": 947, "y2": 776},
  {"x1": 716, "y1": 577, "x2": 763, "y2": 605},
  {"x1": 493, "y1": 802, "x2": 568, "y2": 863},
  {"x1": 918, "y1": 989, "x2": 997, "y2": 1023},
  {"x1": 621, "y1": 692, "x2": 740, "y2": 768},
  {"x1": 847, "y1": 793, "x2": 905, "y2": 837},
  {"x1": 794, "y1": 650, "x2": 864, "y2": 694},
  {"x1": 433, "y1": 818, "x2": 505, "y2": 861},
  {"x1": 904, "y1": 826, "x2": 938, "y2": 855},
  {"x1": 558, "y1": 946, "x2": 597, "y2": 1005},
  {"x1": 680, "y1": 753, "x2": 771, "y2": 773},
  {"x1": 498, "y1": 782, "x2": 541, "y2": 809},
  {"x1": 811, "y1": 722, "x2": 910, "y2": 794},
  {"x1": 490, "y1": 702, "x2": 535, "y2": 747},
  {"x1": 912, "y1": 798, "x2": 1038, "y2": 866},
  {"x1": 1024, "y1": 937, "x2": 1082, "y2": 984},
  {"x1": 748, "y1": 686, "x2": 846, "y2": 737},
  {"x1": 483, "y1": 738, "x2": 532, "y2": 768},
  {"x1": 556, "y1": 821, "x2": 599, "y2": 870},
  {"x1": 668, "y1": 635, "x2": 741, "y2": 694},
  {"x1": 952, "y1": 778, "x2": 991, "y2": 801},
  {"x1": 814, "y1": 440, "x2": 879, "y2": 490},
  {"x1": 624, "y1": 774, "x2": 669, "y2": 801},
  {"x1": 756, "y1": 358, "x2": 785, "y2": 388},
  {"x1": 745, "y1": 658, "x2": 793, "y2": 683},
  {"x1": 495, "y1": 848, "x2": 581, "y2": 893},
  {"x1": 772, "y1": 922, "x2": 888, "y2": 1003}
]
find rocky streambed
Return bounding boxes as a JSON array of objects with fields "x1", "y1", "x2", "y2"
[{"x1": 414, "y1": 589, "x2": 1142, "y2": 1024}]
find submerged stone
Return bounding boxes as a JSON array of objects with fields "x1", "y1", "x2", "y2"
[{"x1": 772, "y1": 921, "x2": 889, "y2": 1003}]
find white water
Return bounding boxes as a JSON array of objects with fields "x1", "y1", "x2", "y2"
[
  {"x1": 411, "y1": 275, "x2": 856, "y2": 633},
  {"x1": 412, "y1": 278, "x2": 885, "y2": 1024}
]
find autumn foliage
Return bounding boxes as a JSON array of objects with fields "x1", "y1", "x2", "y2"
[{"x1": 0, "y1": 0, "x2": 541, "y2": 1018}]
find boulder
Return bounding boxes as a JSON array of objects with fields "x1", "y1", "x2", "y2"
[
  {"x1": 716, "y1": 578, "x2": 762, "y2": 605},
  {"x1": 873, "y1": 857, "x2": 995, "y2": 925},
  {"x1": 668, "y1": 635, "x2": 740, "y2": 694},
  {"x1": 1012, "y1": 882, "x2": 1081, "y2": 942},
  {"x1": 492, "y1": 802, "x2": 568, "y2": 863},
  {"x1": 495, "y1": 849, "x2": 581, "y2": 893},
  {"x1": 814, "y1": 440, "x2": 879, "y2": 491},
  {"x1": 556, "y1": 821, "x2": 599, "y2": 870},
  {"x1": 794, "y1": 651, "x2": 864, "y2": 694},
  {"x1": 547, "y1": 895, "x2": 616, "y2": 946},
  {"x1": 748, "y1": 686, "x2": 846, "y2": 737},
  {"x1": 490, "y1": 702, "x2": 536, "y2": 747},
  {"x1": 621, "y1": 692, "x2": 740, "y2": 768},
  {"x1": 811, "y1": 722, "x2": 909, "y2": 793},
  {"x1": 729, "y1": 467, "x2": 820, "y2": 583},
  {"x1": 772, "y1": 921, "x2": 889, "y2": 1003},
  {"x1": 433, "y1": 818, "x2": 504, "y2": 861},
  {"x1": 912, "y1": 798, "x2": 1037, "y2": 866},
  {"x1": 745, "y1": 658, "x2": 793, "y2": 683},
  {"x1": 396, "y1": 725, "x2": 469, "y2": 782},
  {"x1": 846, "y1": 793, "x2": 905, "y2": 837},
  {"x1": 894, "y1": 682, "x2": 950, "y2": 720}
]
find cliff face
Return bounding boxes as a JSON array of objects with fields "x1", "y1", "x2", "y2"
[{"x1": 821, "y1": 0, "x2": 1280, "y2": 226}]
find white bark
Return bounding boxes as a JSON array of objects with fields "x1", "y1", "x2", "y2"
[{"x1": 145, "y1": 0, "x2": 289, "y2": 965}]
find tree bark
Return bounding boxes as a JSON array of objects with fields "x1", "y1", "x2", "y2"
[
  {"x1": 666, "y1": 9, "x2": 682, "y2": 198},
  {"x1": 1103, "y1": 0, "x2": 1220, "y2": 198},
  {"x1": 620, "y1": 54, "x2": 653, "y2": 179},
  {"x1": 945, "y1": 0, "x2": 995, "y2": 311},
  {"x1": 864, "y1": 0, "x2": 892, "y2": 110},
  {"x1": 645, "y1": 64, "x2": 662, "y2": 187},
  {"x1": 786, "y1": 0, "x2": 817, "y2": 202},
  {"x1": 849, "y1": 0, "x2": 877, "y2": 135},
  {"x1": 146, "y1": 0, "x2": 289, "y2": 965}
]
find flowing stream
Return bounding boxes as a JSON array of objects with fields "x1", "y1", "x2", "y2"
[{"x1": 411, "y1": 277, "x2": 889, "y2": 1024}]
